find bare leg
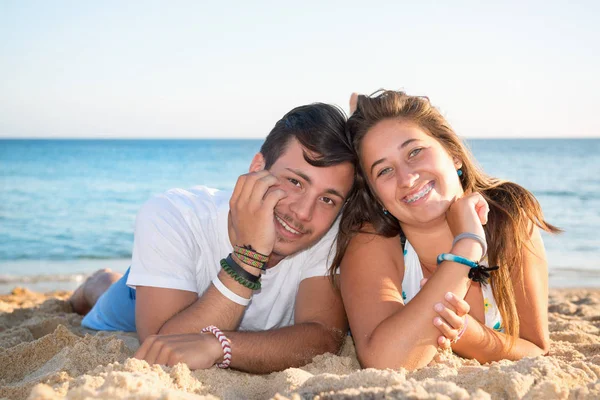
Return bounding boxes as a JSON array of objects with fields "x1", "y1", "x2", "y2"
[{"x1": 69, "y1": 268, "x2": 123, "y2": 315}]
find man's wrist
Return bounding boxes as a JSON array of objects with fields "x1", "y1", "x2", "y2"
[{"x1": 231, "y1": 253, "x2": 263, "y2": 277}]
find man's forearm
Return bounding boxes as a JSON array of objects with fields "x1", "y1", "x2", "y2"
[
  {"x1": 223, "y1": 322, "x2": 345, "y2": 374},
  {"x1": 159, "y1": 271, "x2": 253, "y2": 334}
]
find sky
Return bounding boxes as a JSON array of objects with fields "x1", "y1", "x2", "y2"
[{"x1": 1, "y1": 0, "x2": 599, "y2": 139}]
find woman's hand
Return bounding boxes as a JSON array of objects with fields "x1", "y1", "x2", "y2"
[
  {"x1": 420, "y1": 281, "x2": 470, "y2": 349},
  {"x1": 446, "y1": 192, "x2": 489, "y2": 261},
  {"x1": 434, "y1": 292, "x2": 470, "y2": 349},
  {"x1": 446, "y1": 192, "x2": 489, "y2": 236}
]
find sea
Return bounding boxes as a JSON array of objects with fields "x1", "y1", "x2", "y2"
[{"x1": 1, "y1": 138, "x2": 599, "y2": 293}]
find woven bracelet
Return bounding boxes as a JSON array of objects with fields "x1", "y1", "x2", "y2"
[
  {"x1": 436, "y1": 253, "x2": 499, "y2": 285},
  {"x1": 233, "y1": 245, "x2": 269, "y2": 263},
  {"x1": 453, "y1": 315, "x2": 469, "y2": 343},
  {"x1": 200, "y1": 325, "x2": 232, "y2": 368},
  {"x1": 233, "y1": 252, "x2": 266, "y2": 270},
  {"x1": 220, "y1": 258, "x2": 261, "y2": 290}
]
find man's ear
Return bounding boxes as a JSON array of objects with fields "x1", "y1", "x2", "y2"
[{"x1": 249, "y1": 152, "x2": 266, "y2": 172}]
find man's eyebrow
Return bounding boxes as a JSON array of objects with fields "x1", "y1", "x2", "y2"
[
  {"x1": 369, "y1": 138, "x2": 418, "y2": 176},
  {"x1": 285, "y1": 168, "x2": 345, "y2": 200}
]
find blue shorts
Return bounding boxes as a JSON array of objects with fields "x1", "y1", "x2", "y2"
[{"x1": 81, "y1": 267, "x2": 137, "y2": 332}]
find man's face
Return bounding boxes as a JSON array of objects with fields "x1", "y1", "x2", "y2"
[{"x1": 252, "y1": 138, "x2": 354, "y2": 260}]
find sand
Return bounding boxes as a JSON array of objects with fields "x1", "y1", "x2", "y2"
[{"x1": 1, "y1": 288, "x2": 600, "y2": 399}]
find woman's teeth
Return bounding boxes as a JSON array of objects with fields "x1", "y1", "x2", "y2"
[{"x1": 403, "y1": 182, "x2": 433, "y2": 204}]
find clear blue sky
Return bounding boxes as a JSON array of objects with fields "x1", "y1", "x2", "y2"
[{"x1": 1, "y1": 0, "x2": 598, "y2": 138}]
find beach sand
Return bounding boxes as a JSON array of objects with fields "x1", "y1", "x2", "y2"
[{"x1": 1, "y1": 288, "x2": 599, "y2": 399}]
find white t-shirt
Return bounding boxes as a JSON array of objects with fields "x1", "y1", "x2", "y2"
[{"x1": 126, "y1": 186, "x2": 338, "y2": 331}]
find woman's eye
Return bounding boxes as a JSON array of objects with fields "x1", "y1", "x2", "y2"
[
  {"x1": 288, "y1": 178, "x2": 301, "y2": 187},
  {"x1": 409, "y1": 148, "x2": 423, "y2": 158},
  {"x1": 377, "y1": 167, "x2": 392, "y2": 178}
]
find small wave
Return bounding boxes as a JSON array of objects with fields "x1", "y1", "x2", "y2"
[
  {"x1": 4, "y1": 254, "x2": 132, "y2": 262},
  {"x1": 0, "y1": 273, "x2": 87, "y2": 284},
  {"x1": 536, "y1": 190, "x2": 578, "y2": 198}
]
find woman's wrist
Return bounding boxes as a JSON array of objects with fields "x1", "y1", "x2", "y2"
[{"x1": 450, "y1": 238, "x2": 484, "y2": 263}]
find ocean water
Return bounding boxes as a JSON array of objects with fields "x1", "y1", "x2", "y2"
[{"x1": 1, "y1": 138, "x2": 599, "y2": 292}]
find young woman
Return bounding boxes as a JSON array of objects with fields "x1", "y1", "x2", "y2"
[{"x1": 332, "y1": 90, "x2": 559, "y2": 370}]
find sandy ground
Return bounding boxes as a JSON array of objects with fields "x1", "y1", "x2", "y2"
[{"x1": 1, "y1": 287, "x2": 599, "y2": 400}]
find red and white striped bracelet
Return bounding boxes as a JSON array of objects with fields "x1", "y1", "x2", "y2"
[{"x1": 200, "y1": 325, "x2": 232, "y2": 368}]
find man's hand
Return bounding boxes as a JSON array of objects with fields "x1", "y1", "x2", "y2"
[
  {"x1": 134, "y1": 333, "x2": 223, "y2": 369},
  {"x1": 229, "y1": 170, "x2": 287, "y2": 256}
]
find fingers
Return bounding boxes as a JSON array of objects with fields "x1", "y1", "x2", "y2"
[
  {"x1": 433, "y1": 316, "x2": 459, "y2": 343},
  {"x1": 263, "y1": 187, "x2": 288, "y2": 210},
  {"x1": 247, "y1": 173, "x2": 281, "y2": 206},
  {"x1": 444, "y1": 292, "x2": 470, "y2": 317},
  {"x1": 438, "y1": 335, "x2": 452, "y2": 350},
  {"x1": 469, "y1": 192, "x2": 489, "y2": 226},
  {"x1": 239, "y1": 170, "x2": 272, "y2": 206},
  {"x1": 434, "y1": 302, "x2": 464, "y2": 331},
  {"x1": 143, "y1": 335, "x2": 166, "y2": 365},
  {"x1": 133, "y1": 334, "x2": 157, "y2": 361},
  {"x1": 349, "y1": 92, "x2": 359, "y2": 114},
  {"x1": 231, "y1": 171, "x2": 283, "y2": 211}
]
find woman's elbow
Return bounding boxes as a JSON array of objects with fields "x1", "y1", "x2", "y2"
[
  {"x1": 537, "y1": 337, "x2": 551, "y2": 355},
  {"x1": 357, "y1": 346, "x2": 423, "y2": 371}
]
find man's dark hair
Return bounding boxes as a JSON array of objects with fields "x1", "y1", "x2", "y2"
[{"x1": 260, "y1": 103, "x2": 355, "y2": 169}]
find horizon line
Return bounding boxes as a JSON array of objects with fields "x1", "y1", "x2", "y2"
[{"x1": 0, "y1": 136, "x2": 598, "y2": 140}]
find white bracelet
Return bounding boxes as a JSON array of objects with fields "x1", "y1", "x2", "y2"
[
  {"x1": 212, "y1": 276, "x2": 251, "y2": 306},
  {"x1": 452, "y1": 232, "x2": 487, "y2": 260},
  {"x1": 201, "y1": 325, "x2": 232, "y2": 368}
]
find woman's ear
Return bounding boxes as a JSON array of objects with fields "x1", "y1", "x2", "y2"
[
  {"x1": 453, "y1": 157, "x2": 463, "y2": 170},
  {"x1": 249, "y1": 152, "x2": 266, "y2": 172}
]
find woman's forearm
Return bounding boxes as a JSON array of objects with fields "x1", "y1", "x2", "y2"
[
  {"x1": 362, "y1": 261, "x2": 472, "y2": 370},
  {"x1": 452, "y1": 315, "x2": 546, "y2": 363}
]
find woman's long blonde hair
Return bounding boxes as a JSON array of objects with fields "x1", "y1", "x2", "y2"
[{"x1": 331, "y1": 90, "x2": 560, "y2": 345}]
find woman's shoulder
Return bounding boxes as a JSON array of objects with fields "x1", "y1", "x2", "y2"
[{"x1": 345, "y1": 223, "x2": 404, "y2": 260}]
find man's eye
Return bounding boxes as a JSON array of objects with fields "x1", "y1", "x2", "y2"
[
  {"x1": 409, "y1": 148, "x2": 423, "y2": 158},
  {"x1": 288, "y1": 178, "x2": 301, "y2": 187},
  {"x1": 377, "y1": 167, "x2": 392, "y2": 177},
  {"x1": 321, "y1": 197, "x2": 335, "y2": 206}
]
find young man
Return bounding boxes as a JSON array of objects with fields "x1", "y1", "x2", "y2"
[{"x1": 70, "y1": 103, "x2": 356, "y2": 373}]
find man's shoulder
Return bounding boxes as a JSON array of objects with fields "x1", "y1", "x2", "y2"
[{"x1": 142, "y1": 186, "x2": 231, "y2": 217}]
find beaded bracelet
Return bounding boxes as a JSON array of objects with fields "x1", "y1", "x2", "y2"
[
  {"x1": 200, "y1": 325, "x2": 232, "y2": 368},
  {"x1": 233, "y1": 252, "x2": 266, "y2": 271},
  {"x1": 437, "y1": 253, "x2": 499, "y2": 285},
  {"x1": 233, "y1": 245, "x2": 269, "y2": 263},
  {"x1": 220, "y1": 258, "x2": 262, "y2": 290},
  {"x1": 452, "y1": 315, "x2": 469, "y2": 344}
]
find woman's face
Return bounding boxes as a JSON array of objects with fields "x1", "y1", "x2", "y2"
[{"x1": 360, "y1": 118, "x2": 464, "y2": 228}]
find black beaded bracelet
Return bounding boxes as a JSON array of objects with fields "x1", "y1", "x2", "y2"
[
  {"x1": 220, "y1": 256, "x2": 261, "y2": 290},
  {"x1": 226, "y1": 254, "x2": 260, "y2": 283}
]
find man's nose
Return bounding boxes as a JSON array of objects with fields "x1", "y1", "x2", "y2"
[{"x1": 289, "y1": 195, "x2": 315, "y2": 222}]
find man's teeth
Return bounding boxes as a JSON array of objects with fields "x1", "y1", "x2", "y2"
[
  {"x1": 276, "y1": 215, "x2": 301, "y2": 234},
  {"x1": 404, "y1": 182, "x2": 433, "y2": 203}
]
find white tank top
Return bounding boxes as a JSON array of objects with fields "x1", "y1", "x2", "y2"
[{"x1": 402, "y1": 240, "x2": 504, "y2": 332}]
